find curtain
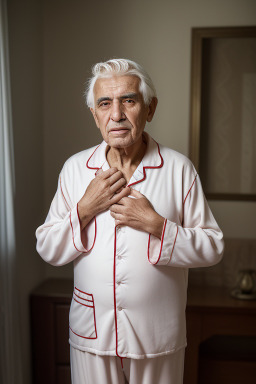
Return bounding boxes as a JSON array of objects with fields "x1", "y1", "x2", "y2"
[{"x1": 0, "y1": 0, "x2": 23, "y2": 382}]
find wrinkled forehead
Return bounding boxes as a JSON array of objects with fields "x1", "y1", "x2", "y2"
[{"x1": 93, "y1": 74, "x2": 141, "y2": 99}]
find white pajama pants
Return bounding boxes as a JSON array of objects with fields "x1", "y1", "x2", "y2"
[{"x1": 70, "y1": 347, "x2": 185, "y2": 384}]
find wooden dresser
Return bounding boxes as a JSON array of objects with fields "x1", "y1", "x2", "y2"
[
  {"x1": 184, "y1": 285, "x2": 256, "y2": 384},
  {"x1": 30, "y1": 279, "x2": 73, "y2": 384},
  {"x1": 30, "y1": 279, "x2": 256, "y2": 384}
]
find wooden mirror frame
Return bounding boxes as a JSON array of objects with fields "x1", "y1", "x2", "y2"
[{"x1": 189, "y1": 26, "x2": 256, "y2": 201}]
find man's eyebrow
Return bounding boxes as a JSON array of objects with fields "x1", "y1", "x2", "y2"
[
  {"x1": 120, "y1": 93, "x2": 139, "y2": 100},
  {"x1": 96, "y1": 93, "x2": 139, "y2": 106}
]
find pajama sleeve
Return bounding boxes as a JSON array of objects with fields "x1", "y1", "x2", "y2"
[
  {"x1": 36, "y1": 163, "x2": 96, "y2": 266},
  {"x1": 148, "y1": 165, "x2": 224, "y2": 268}
]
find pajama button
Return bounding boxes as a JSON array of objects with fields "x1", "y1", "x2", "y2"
[
  {"x1": 117, "y1": 281, "x2": 121, "y2": 285},
  {"x1": 116, "y1": 226, "x2": 125, "y2": 233},
  {"x1": 117, "y1": 255, "x2": 122, "y2": 260},
  {"x1": 118, "y1": 307, "x2": 123, "y2": 311}
]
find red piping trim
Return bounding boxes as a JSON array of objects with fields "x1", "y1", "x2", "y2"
[
  {"x1": 113, "y1": 227, "x2": 119, "y2": 357},
  {"x1": 120, "y1": 357, "x2": 124, "y2": 369},
  {"x1": 70, "y1": 209, "x2": 97, "y2": 253},
  {"x1": 170, "y1": 227, "x2": 179, "y2": 261},
  {"x1": 74, "y1": 291, "x2": 93, "y2": 303},
  {"x1": 69, "y1": 322, "x2": 97, "y2": 340},
  {"x1": 86, "y1": 140, "x2": 164, "y2": 187},
  {"x1": 182, "y1": 174, "x2": 198, "y2": 227},
  {"x1": 113, "y1": 226, "x2": 124, "y2": 359},
  {"x1": 93, "y1": 303, "x2": 98, "y2": 338},
  {"x1": 147, "y1": 218, "x2": 167, "y2": 265},
  {"x1": 69, "y1": 289, "x2": 98, "y2": 339},
  {"x1": 73, "y1": 297, "x2": 94, "y2": 308},
  {"x1": 183, "y1": 174, "x2": 198, "y2": 206},
  {"x1": 127, "y1": 141, "x2": 164, "y2": 188},
  {"x1": 60, "y1": 175, "x2": 71, "y2": 211},
  {"x1": 86, "y1": 144, "x2": 101, "y2": 171},
  {"x1": 76, "y1": 204, "x2": 82, "y2": 226},
  {"x1": 76, "y1": 205, "x2": 97, "y2": 250},
  {"x1": 74, "y1": 286, "x2": 93, "y2": 298}
]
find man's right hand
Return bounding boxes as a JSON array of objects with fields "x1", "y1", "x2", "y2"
[{"x1": 77, "y1": 167, "x2": 130, "y2": 230}]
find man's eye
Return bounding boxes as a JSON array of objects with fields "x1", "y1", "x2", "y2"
[
  {"x1": 99, "y1": 102, "x2": 110, "y2": 107},
  {"x1": 125, "y1": 99, "x2": 134, "y2": 104}
]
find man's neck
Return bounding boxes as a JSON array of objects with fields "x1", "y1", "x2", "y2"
[{"x1": 106, "y1": 135, "x2": 147, "y2": 182}]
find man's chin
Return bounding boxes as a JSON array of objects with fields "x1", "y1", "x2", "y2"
[{"x1": 106, "y1": 136, "x2": 133, "y2": 149}]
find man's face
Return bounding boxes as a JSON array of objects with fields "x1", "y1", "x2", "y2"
[{"x1": 90, "y1": 75, "x2": 157, "y2": 149}]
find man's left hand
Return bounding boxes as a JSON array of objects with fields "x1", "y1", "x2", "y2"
[{"x1": 110, "y1": 189, "x2": 165, "y2": 239}]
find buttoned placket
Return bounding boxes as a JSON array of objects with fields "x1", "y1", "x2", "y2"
[
  {"x1": 113, "y1": 162, "x2": 146, "y2": 357},
  {"x1": 114, "y1": 224, "x2": 126, "y2": 356},
  {"x1": 115, "y1": 224, "x2": 127, "y2": 282},
  {"x1": 86, "y1": 136, "x2": 164, "y2": 358}
]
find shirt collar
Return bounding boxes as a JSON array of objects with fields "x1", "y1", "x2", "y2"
[{"x1": 86, "y1": 132, "x2": 163, "y2": 183}]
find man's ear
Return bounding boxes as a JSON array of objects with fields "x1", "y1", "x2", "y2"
[
  {"x1": 146, "y1": 97, "x2": 158, "y2": 122},
  {"x1": 90, "y1": 108, "x2": 100, "y2": 128}
]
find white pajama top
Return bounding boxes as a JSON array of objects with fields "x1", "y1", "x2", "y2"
[{"x1": 36, "y1": 133, "x2": 224, "y2": 359}]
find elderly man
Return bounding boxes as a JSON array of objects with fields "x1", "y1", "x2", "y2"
[{"x1": 36, "y1": 59, "x2": 224, "y2": 384}]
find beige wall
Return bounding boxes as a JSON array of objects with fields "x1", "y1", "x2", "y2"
[
  {"x1": 42, "y1": 0, "x2": 256, "y2": 245},
  {"x1": 8, "y1": 0, "x2": 256, "y2": 382}
]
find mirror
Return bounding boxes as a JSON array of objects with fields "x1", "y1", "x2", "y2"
[{"x1": 189, "y1": 26, "x2": 256, "y2": 201}]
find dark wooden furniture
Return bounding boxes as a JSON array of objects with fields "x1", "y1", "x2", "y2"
[
  {"x1": 198, "y1": 335, "x2": 256, "y2": 384},
  {"x1": 31, "y1": 279, "x2": 256, "y2": 384},
  {"x1": 30, "y1": 278, "x2": 73, "y2": 384},
  {"x1": 184, "y1": 285, "x2": 256, "y2": 384}
]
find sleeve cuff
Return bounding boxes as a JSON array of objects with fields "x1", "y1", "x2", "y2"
[
  {"x1": 69, "y1": 204, "x2": 96, "y2": 253},
  {"x1": 148, "y1": 219, "x2": 178, "y2": 265}
]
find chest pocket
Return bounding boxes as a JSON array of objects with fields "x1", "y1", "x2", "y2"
[{"x1": 69, "y1": 287, "x2": 97, "y2": 339}]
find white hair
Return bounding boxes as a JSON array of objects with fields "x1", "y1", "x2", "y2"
[{"x1": 85, "y1": 58, "x2": 157, "y2": 108}]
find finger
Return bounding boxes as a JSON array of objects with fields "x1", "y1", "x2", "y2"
[
  {"x1": 115, "y1": 196, "x2": 130, "y2": 206},
  {"x1": 110, "y1": 179, "x2": 126, "y2": 194},
  {"x1": 110, "y1": 204, "x2": 123, "y2": 214},
  {"x1": 108, "y1": 169, "x2": 123, "y2": 180},
  {"x1": 109, "y1": 174, "x2": 126, "y2": 192},
  {"x1": 98, "y1": 167, "x2": 118, "y2": 179},
  {"x1": 110, "y1": 210, "x2": 123, "y2": 221},
  {"x1": 110, "y1": 186, "x2": 130, "y2": 204},
  {"x1": 129, "y1": 189, "x2": 144, "y2": 198},
  {"x1": 95, "y1": 168, "x2": 103, "y2": 176},
  {"x1": 115, "y1": 187, "x2": 125, "y2": 194}
]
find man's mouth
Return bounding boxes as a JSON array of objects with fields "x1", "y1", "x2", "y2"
[{"x1": 109, "y1": 127, "x2": 130, "y2": 134}]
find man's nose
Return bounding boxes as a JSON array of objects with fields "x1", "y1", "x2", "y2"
[{"x1": 110, "y1": 102, "x2": 125, "y2": 122}]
